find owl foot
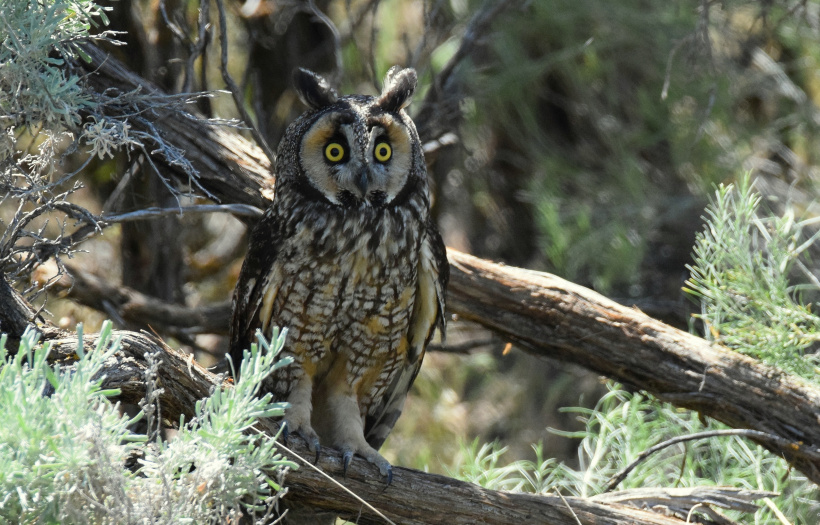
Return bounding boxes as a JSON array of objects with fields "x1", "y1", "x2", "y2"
[
  {"x1": 340, "y1": 445, "x2": 393, "y2": 486},
  {"x1": 280, "y1": 376, "x2": 321, "y2": 462},
  {"x1": 281, "y1": 419, "x2": 322, "y2": 464},
  {"x1": 311, "y1": 385, "x2": 393, "y2": 485}
]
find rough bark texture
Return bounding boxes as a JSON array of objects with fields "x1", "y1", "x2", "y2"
[
  {"x1": 77, "y1": 43, "x2": 274, "y2": 212},
  {"x1": 446, "y1": 251, "x2": 820, "y2": 484}
]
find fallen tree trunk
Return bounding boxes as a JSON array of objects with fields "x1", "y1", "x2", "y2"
[{"x1": 62, "y1": 42, "x2": 820, "y2": 486}]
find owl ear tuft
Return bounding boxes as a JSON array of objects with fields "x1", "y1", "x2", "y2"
[
  {"x1": 293, "y1": 68, "x2": 339, "y2": 109},
  {"x1": 378, "y1": 66, "x2": 417, "y2": 112}
]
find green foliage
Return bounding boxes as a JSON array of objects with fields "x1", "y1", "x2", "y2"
[
  {"x1": 0, "y1": 0, "x2": 193, "y2": 190},
  {"x1": 453, "y1": 385, "x2": 820, "y2": 523},
  {"x1": 453, "y1": 438, "x2": 575, "y2": 494},
  {"x1": 456, "y1": 0, "x2": 820, "y2": 294},
  {"x1": 685, "y1": 176, "x2": 820, "y2": 378},
  {"x1": 0, "y1": 322, "x2": 294, "y2": 524},
  {"x1": 0, "y1": 0, "x2": 127, "y2": 168},
  {"x1": 0, "y1": 0, "x2": 108, "y2": 133},
  {"x1": 0, "y1": 322, "x2": 138, "y2": 522},
  {"x1": 462, "y1": 0, "x2": 707, "y2": 291}
]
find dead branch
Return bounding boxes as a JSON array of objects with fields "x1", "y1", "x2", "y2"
[
  {"x1": 602, "y1": 429, "x2": 796, "y2": 493},
  {"x1": 214, "y1": 0, "x2": 276, "y2": 163},
  {"x1": 75, "y1": 43, "x2": 274, "y2": 214},
  {"x1": 591, "y1": 487, "x2": 778, "y2": 524},
  {"x1": 446, "y1": 251, "x2": 820, "y2": 485},
  {"x1": 68, "y1": 43, "x2": 820, "y2": 486},
  {"x1": 413, "y1": 0, "x2": 518, "y2": 141},
  {"x1": 35, "y1": 263, "x2": 231, "y2": 336}
]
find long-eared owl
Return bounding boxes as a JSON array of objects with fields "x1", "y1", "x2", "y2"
[{"x1": 230, "y1": 66, "x2": 448, "y2": 481}]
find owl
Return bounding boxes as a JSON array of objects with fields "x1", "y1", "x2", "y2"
[{"x1": 230, "y1": 66, "x2": 448, "y2": 484}]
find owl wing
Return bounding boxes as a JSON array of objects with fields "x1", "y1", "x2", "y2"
[
  {"x1": 364, "y1": 220, "x2": 449, "y2": 449},
  {"x1": 229, "y1": 209, "x2": 283, "y2": 376}
]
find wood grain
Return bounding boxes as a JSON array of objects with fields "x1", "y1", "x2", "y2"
[{"x1": 446, "y1": 250, "x2": 820, "y2": 484}]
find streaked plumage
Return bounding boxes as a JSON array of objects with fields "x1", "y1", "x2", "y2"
[{"x1": 230, "y1": 66, "x2": 448, "y2": 481}]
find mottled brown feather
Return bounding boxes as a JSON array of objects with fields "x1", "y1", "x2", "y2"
[{"x1": 229, "y1": 67, "x2": 448, "y2": 471}]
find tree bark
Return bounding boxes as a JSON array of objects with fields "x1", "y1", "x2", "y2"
[
  {"x1": 76, "y1": 43, "x2": 275, "y2": 212},
  {"x1": 445, "y1": 251, "x2": 820, "y2": 485},
  {"x1": 65, "y1": 42, "x2": 820, "y2": 487},
  {"x1": 41, "y1": 263, "x2": 231, "y2": 336}
]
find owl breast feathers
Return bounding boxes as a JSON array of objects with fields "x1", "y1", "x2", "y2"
[{"x1": 229, "y1": 66, "x2": 448, "y2": 483}]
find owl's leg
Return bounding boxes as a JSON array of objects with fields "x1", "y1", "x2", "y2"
[
  {"x1": 314, "y1": 389, "x2": 393, "y2": 485},
  {"x1": 281, "y1": 374, "x2": 321, "y2": 460}
]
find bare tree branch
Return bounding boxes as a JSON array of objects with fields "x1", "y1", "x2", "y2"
[
  {"x1": 102, "y1": 204, "x2": 263, "y2": 222},
  {"x1": 37, "y1": 263, "x2": 231, "y2": 336},
  {"x1": 591, "y1": 487, "x2": 778, "y2": 524},
  {"x1": 602, "y1": 429, "x2": 801, "y2": 493},
  {"x1": 413, "y1": 0, "x2": 519, "y2": 140},
  {"x1": 214, "y1": 0, "x2": 276, "y2": 163},
  {"x1": 75, "y1": 42, "x2": 274, "y2": 214},
  {"x1": 305, "y1": 0, "x2": 344, "y2": 84},
  {"x1": 445, "y1": 250, "x2": 820, "y2": 486}
]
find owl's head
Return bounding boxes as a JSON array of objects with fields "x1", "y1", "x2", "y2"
[{"x1": 275, "y1": 67, "x2": 426, "y2": 209}]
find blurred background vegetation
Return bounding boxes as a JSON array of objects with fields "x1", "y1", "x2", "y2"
[{"x1": 6, "y1": 0, "x2": 820, "y2": 516}]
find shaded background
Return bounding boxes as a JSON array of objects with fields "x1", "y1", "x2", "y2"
[{"x1": 14, "y1": 0, "x2": 820, "y2": 473}]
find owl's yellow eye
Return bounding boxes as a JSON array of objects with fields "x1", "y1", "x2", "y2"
[
  {"x1": 325, "y1": 143, "x2": 345, "y2": 163},
  {"x1": 374, "y1": 142, "x2": 392, "y2": 163}
]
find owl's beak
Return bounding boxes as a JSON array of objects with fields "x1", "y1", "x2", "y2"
[{"x1": 354, "y1": 168, "x2": 370, "y2": 197}]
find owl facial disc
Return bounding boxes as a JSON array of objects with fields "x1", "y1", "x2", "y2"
[
  {"x1": 286, "y1": 67, "x2": 420, "y2": 208},
  {"x1": 297, "y1": 102, "x2": 414, "y2": 208}
]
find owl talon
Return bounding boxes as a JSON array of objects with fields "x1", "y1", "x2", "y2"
[
  {"x1": 279, "y1": 414, "x2": 321, "y2": 461},
  {"x1": 339, "y1": 447, "x2": 392, "y2": 486},
  {"x1": 385, "y1": 465, "x2": 393, "y2": 487},
  {"x1": 374, "y1": 457, "x2": 393, "y2": 487},
  {"x1": 342, "y1": 450, "x2": 354, "y2": 478},
  {"x1": 296, "y1": 429, "x2": 321, "y2": 454}
]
